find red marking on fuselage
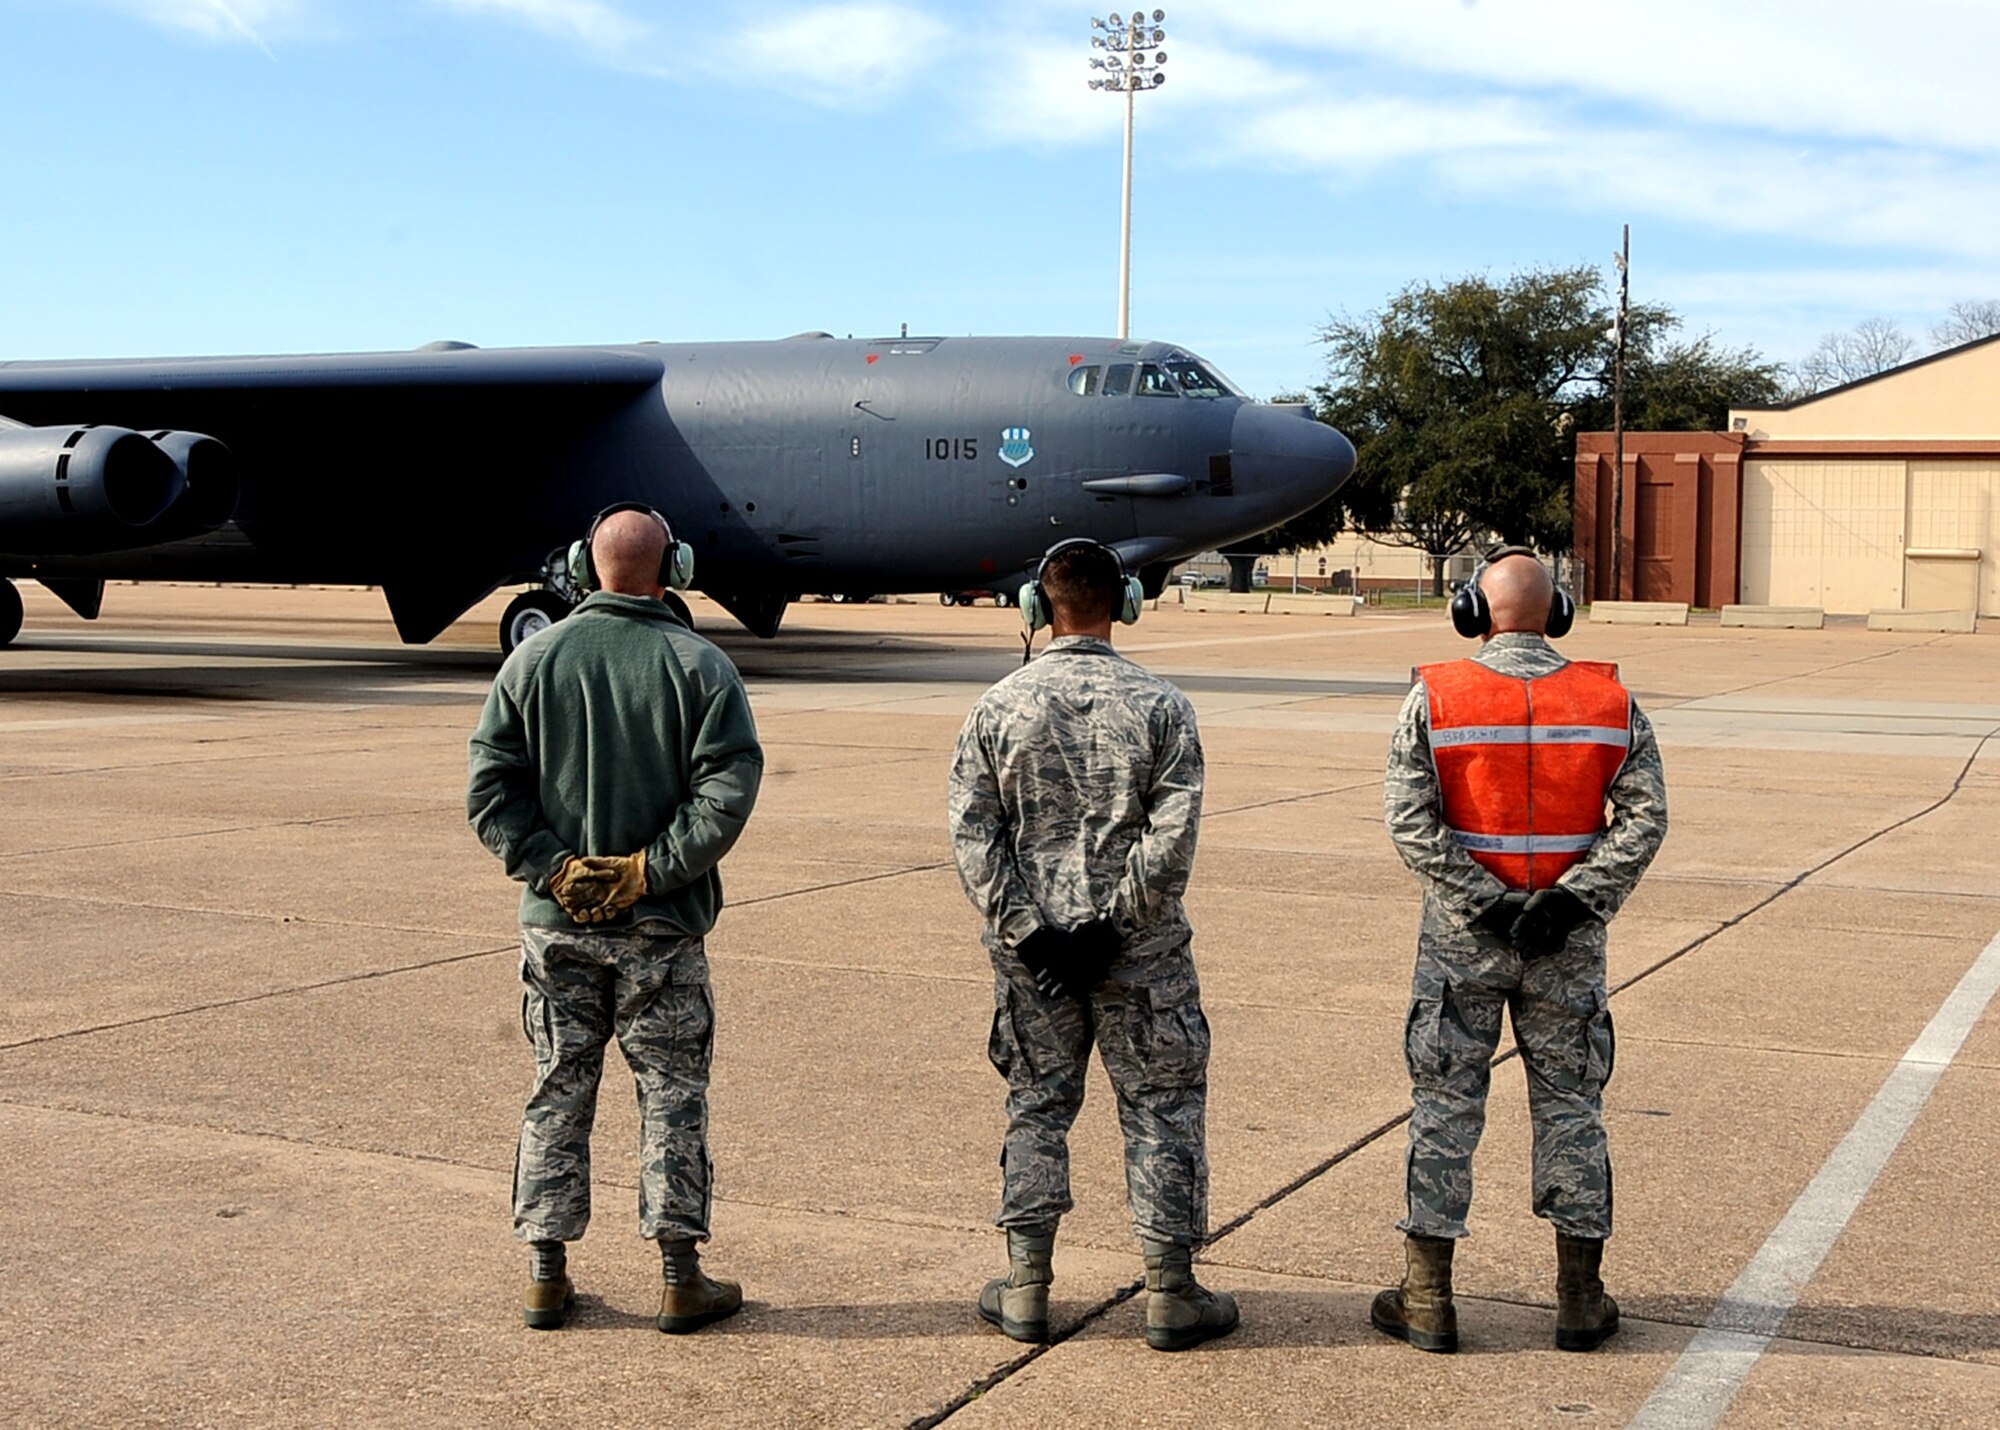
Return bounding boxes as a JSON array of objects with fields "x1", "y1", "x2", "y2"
[{"x1": 865, "y1": 353, "x2": 879, "y2": 364}]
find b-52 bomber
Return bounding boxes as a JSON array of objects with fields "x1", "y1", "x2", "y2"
[{"x1": 0, "y1": 334, "x2": 1354, "y2": 652}]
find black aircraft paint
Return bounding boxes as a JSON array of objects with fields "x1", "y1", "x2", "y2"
[{"x1": 0, "y1": 334, "x2": 1353, "y2": 651}]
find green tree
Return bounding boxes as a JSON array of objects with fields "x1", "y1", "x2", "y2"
[{"x1": 1263, "y1": 266, "x2": 1782, "y2": 591}]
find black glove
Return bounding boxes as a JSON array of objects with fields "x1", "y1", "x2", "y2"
[
  {"x1": 1510, "y1": 887, "x2": 1594, "y2": 960},
  {"x1": 1063, "y1": 919, "x2": 1122, "y2": 997},
  {"x1": 1014, "y1": 926, "x2": 1072, "y2": 1000},
  {"x1": 1473, "y1": 891, "x2": 1529, "y2": 941}
]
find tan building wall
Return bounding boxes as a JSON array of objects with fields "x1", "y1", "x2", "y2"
[
  {"x1": 1717, "y1": 334, "x2": 2000, "y2": 616},
  {"x1": 1739, "y1": 460, "x2": 1905, "y2": 612},
  {"x1": 1732, "y1": 336, "x2": 2000, "y2": 440},
  {"x1": 1282, "y1": 534, "x2": 1476, "y2": 592}
]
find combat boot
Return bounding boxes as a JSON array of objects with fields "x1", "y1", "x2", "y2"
[
  {"x1": 523, "y1": 1240, "x2": 574, "y2": 1331},
  {"x1": 1370, "y1": 1233, "x2": 1458, "y2": 1353},
  {"x1": 1555, "y1": 1233, "x2": 1619, "y2": 1351},
  {"x1": 978, "y1": 1227, "x2": 1056, "y2": 1343},
  {"x1": 656, "y1": 1238, "x2": 743, "y2": 1335},
  {"x1": 1141, "y1": 1240, "x2": 1240, "y2": 1352}
]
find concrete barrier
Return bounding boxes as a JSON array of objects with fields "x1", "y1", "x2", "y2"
[
  {"x1": 1263, "y1": 592, "x2": 1360, "y2": 617},
  {"x1": 1866, "y1": 608, "x2": 1978, "y2": 633},
  {"x1": 1721, "y1": 605, "x2": 1825, "y2": 629},
  {"x1": 1589, "y1": 601, "x2": 1690, "y2": 626},
  {"x1": 1185, "y1": 591, "x2": 1272, "y2": 614}
]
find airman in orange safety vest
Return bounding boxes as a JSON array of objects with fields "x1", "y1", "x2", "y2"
[{"x1": 1373, "y1": 547, "x2": 1668, "y2": 1356}]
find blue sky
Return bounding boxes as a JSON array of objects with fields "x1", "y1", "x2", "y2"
[{"x1": 4, "y1": 0, "x2": 1997, "y2": 399}]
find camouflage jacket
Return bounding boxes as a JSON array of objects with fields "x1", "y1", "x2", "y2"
[
  {"x1": 1384, "y1": 631, "x2": 1668, "y2": 928},
  {"x1": 949, "y1": 636, "x2": 1203, "y2": 956}
]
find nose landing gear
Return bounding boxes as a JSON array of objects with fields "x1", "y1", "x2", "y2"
[{"x1": 498, "y1": 549, "x2": 583, "y2": 655}]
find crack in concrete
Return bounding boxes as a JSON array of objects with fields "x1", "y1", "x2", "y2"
[
  {"x1": 910, "y1": 721, "x2": 2000, "y2": 1427},
  {"x1": 0, "y1": 945, "x2": 516, "y2": 1052}
]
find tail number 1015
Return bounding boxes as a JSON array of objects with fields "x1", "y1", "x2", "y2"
[{"x1": 925, "y1": 437, "x2": 979, "y2": 462}]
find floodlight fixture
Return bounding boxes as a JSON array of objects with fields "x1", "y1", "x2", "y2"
[{"x1": 1087, "y1": 7, "x2": 1168, "y2": 340}]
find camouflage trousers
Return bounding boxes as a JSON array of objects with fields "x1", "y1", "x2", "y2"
[
  {"x1": 987, "y1": 941, "x2": 1211, "y2": 1247},
  {"x1": 514, "y1": 923, "x2": 715, "y2": 1245},
  {"x1": 1399, "y1": 930, "x2": 1616, "y2": 1241}
]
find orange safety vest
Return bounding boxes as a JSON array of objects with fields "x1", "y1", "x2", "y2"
[{"x1": 1418, "y1": 658, "x2": 1633, "y2": 892}]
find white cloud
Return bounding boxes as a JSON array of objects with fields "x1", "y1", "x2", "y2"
[
  {"x1": 721, "y1": 4, "x2": 949, "y2": 108},
  {"x1": 429, "y1": 0, "x2": 651, "y2": 55},
  {"x1": 956, "y1": 27, "x2": 1304, "y2": 149},
  {"x1": 85, "y1": 0, "x2": 316, "y2": 51},
  {"x1": 1203, "y1": 0, "x2": 2000, "y2": 155}
]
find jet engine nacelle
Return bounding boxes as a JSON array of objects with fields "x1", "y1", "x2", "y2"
[
  {"x1": 0, "y1": 424, "x2": 235, "y2": 553},
  {"x1": 145, "y1": 429, "x2": 240, "y2": 534}
]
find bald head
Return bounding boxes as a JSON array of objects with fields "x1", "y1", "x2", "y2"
[
  {"x1": 591, "y1": 509, "x2": 668, "y2": 597},
  {"x1": 1480, "y1": 553, "x2": 1555, "y2": 637}
]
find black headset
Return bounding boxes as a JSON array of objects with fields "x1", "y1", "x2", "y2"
[
  {"x1": 1018, "y1": 537, "x2": 1146, "y2": 633},
  {"x1": 566, "y1": 502, "x2": 695, "y2": 594},
  {"x1": 1450, "y1": 544, "x2": 1575, "y2": 639}
]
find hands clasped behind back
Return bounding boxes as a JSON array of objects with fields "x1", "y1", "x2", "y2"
[{"x1": 551, "y1": 851, "x2": 650, "y2": 924}]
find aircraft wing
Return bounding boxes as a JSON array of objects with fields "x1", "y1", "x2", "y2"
[{"x1": 0, "y1": 344, "x2": 667, "y2": 640}]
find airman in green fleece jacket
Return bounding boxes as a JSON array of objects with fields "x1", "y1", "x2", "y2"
[{"x1": 467, "y1": 509, "x2": 763, "y2": 1335}]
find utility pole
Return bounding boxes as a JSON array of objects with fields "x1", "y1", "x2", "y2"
[
  {"x1": 1610, "y1": 224, "x2": 1630, "y2": 602},
  {"x1": 1089, "y1": 10, "x2": 1168, "y2": 341}
]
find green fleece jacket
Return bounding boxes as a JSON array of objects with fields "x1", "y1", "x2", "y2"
[{"x1": 467, "y1": 592, "x2": 763, "y2": 932}]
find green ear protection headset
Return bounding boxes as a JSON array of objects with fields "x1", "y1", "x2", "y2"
[
  {"x1": 566, "y1": 502, "x2": 695, "y2": 594},
  {"x1": 1017, "y1": 537, "x2": 1146, "y2": 633}
]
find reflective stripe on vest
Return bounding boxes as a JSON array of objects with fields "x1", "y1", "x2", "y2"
[
  {"x1": 1419, "y1": 656, "x2": 1632, "y2": 893},
  {"x1": 1429, "y1": 725, "x2": 1631, "y2": 750},
  {"x1": 1449, "y1": 830, "x2": 1602, "y2": 854}
]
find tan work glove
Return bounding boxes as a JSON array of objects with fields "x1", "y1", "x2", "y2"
[
  {"x1": 571, "y1": 851, "x2": 650, "y2": 924},
  {"x1": 550, "y1": 855, "x2": 622, "y2": 921}
]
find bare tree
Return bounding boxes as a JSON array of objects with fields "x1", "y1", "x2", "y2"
[
  {"x1": 1932, "y1": 299, "x2": 2000, "y2": 349},
  {"x1": 1794, "y1": 317, "x2": 1916, "y2": 394}
]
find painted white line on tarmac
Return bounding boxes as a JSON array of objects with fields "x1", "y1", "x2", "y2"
[{"x1": 1629, "y1": 928, "x2": 2000, "y2": 1430}]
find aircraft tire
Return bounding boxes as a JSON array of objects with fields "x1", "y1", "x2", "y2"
[
  {"x1": 499, "y1": 590, "x2": 571, "y2": 655},
  {"x1": 0, "y1": 579, "x2": 20, "y2": 647},
  {"x1": 994, "y1": 588, "x2": 1014, "y2": 608}
]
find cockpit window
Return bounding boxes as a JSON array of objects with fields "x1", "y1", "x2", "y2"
[
  {"x1": 1136, "y1": 363, "x2": 1180, "y2": 397},
  {"x1": 1164, "y1": 360, "x2": 1235, "y2": 398},
  {"x1": 1068, "y1": 365, "x2": 1102, "y2": 396},
  {"x1": 1102, "y1": 363, "x2": 1135, "y2": 397}
]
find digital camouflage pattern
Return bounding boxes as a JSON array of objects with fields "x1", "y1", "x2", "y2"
[
  {"x1": 950, "y1": 635, "x2": 1212, "y2": 1245},
  {"x1": 1383, "y1": 630, "x2": 1668, "y2": 1240},
  {"x1": 987, "y1": 944, "x2": 1212, "y2": 1244},
  {"x1": 514, "y1": 924, "x2": 715, "y2": 1244},
  {"x1": 950, "y1": 637, "x2": 1202, "y2": 958}
]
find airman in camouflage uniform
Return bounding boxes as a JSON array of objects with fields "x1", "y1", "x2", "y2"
[
  {"x1": 1375, "y1": 551, "x2": 1667, "y2": 1355},
  {"x1": 468, "y1": 508, "x2": 762, "y2": 1334},
  {"x1": 949, "y1": 539, "x2": 1238, "y2": 1352}
]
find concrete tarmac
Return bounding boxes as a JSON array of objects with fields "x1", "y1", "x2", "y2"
[{"x1": 1, "y1": 583, "x2": 1996, "y2": 1428}]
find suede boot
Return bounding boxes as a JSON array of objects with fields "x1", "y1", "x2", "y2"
[
  {"x1": 978, "y1": 1227, "x2": 1056, "y2": 1343},
  {"x1": 1555, "y1": 1233, "x2": 1619, "y2": 1351},
  {"x1": 1141, "y1": 1240, "x2": 1240, "y2": 1352},
  {"x1": 656, "y1": 1237, "x2": 743, "y2": 1335},
  {"x1": 1370, "y1": 1233, "x2": 1458, "y2": 1353},
  {"x1": 523, "y1": 1240, "x2": 574, "y2": 1331}
]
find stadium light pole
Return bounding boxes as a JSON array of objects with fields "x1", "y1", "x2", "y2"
[{"x1": 1089, "y1": 10, "x2": 1168, "y2": 341}]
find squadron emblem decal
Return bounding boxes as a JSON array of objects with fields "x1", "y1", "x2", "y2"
[{"x1": 998, "y1": 426, "x2": 1035, "y2": 468}]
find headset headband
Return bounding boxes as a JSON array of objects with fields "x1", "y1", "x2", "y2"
[
  {"x1": 1018, "y1": 537, "x2": 1145, "y2": 638},
  {"x1": 567, "y1": 502, "x2": 695, "y2": 594}
]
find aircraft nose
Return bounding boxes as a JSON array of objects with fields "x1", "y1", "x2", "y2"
[{"x1": 1228, "y1": 403, "x2": 1356, "y2": 524}]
